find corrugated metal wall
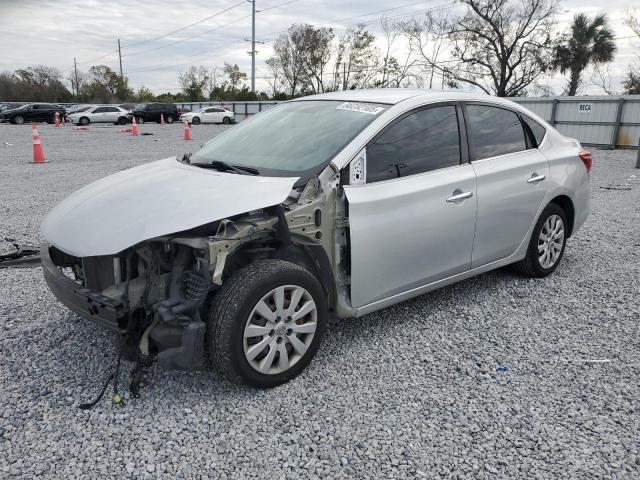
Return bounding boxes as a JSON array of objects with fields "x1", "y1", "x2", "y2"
[
  {"x1": 176, "y1": 95, "x2": 640, "y2": 149},
  {"x1": 512, "y1": 95, "x2": 640, "y2": 148}
]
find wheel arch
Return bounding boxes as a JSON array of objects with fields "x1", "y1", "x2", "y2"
[
  {"x1": 223, "y1": 237, "x2": 337, "y2": 313},
  {"x1": 548, "y1": 194, "x2": 575, "y2": 237}
]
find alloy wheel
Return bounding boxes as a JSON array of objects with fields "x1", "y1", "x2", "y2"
[
  {"x1": 538, "y1": 214, "x2": 564, "y2": 269},
  {"x1": 243, "y1": 285, "x2": 318, "y2": 375}
]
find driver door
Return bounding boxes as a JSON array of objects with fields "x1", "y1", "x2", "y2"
[{"x1": 344, "y1": 104, "x2": 477, "y2": 309}]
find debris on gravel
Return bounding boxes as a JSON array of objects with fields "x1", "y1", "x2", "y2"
[{"x1": 1, "y1": 123, "x2": 639, "y2": 478}]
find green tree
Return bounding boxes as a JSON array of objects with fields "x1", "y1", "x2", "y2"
[
  {"x1": 177, "y1": 66, "x2": 210, "y2": 101},
  {"x1": 553, "y1": 13, "x2": 616, "y2": 96},
  {"x1": 623, "y1": 69, "x2": 640, "y2": 94},
  {"x1": 223, "y1": 63, "x2": 247, "y2": 93}
]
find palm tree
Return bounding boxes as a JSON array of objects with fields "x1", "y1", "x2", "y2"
[{"x1": 553, "y1": 14, "x2": 616, "y2": 96}]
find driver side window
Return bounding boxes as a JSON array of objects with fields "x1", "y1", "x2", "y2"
[{"x1": 366, "y1": 105, "x2": 461, "y2": 183}]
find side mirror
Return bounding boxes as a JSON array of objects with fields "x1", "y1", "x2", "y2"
[{"x1": 349, "y1": 149, "x2": 367, "y2": 185}]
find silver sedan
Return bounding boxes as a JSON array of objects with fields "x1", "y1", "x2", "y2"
[{"x1": 41, "y1": 90, "x2": 590, "y2": 389}]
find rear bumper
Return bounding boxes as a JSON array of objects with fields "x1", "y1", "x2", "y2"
[{"x1": 41, "y1": 243, "x2": 126, "y2": 333}]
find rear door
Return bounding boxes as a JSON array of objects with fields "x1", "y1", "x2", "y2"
[
  {"x1": 345, "y1": 104, "x2": 477, "y2": 308},
  {"x1": 464, "y1": 103, "x2": 550, "y2": 268}
]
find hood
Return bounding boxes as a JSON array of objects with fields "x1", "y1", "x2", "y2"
[{"x1": 41, "y1": 157, "x2": 298, "y2": 257}]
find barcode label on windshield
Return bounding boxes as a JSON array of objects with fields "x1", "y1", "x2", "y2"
[{"x1": 336, "y1": 102, "x2": 385, "y2": 115}]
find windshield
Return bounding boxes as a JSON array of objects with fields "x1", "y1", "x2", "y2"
[{"x1": 190, "y1": 100, "x2": 387, "y2": 177}]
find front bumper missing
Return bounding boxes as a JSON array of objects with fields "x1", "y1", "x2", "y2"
[{"x1": 41, "y1": 243, "x2": 126, "y2": 333}]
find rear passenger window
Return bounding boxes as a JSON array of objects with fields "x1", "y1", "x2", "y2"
[
  {"x1": 467, "y1": 105, "x2": 526, "y2": 160},
  {"x1": 520, "y1": 114, "x2": 546, "y2": 147},
  {"x1": 366, "y1": 105, "x2": 461, "y2": 183}
]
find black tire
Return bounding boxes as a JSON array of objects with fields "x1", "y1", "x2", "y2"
[
  {"x1": 136, "y1": 116, "x2": 145, "y2": 124},
  {"x1": 222, "y1": 116, "x2": 231, "y2": 124},
  {"x1": 205, "y1": 259, "x2": 327, "y2": 387},
  {"x1": 13, "y1": 115, "x2": 24, "y2": 125},
  {"x1": 192, "y1": 116, "x2": 201, "y2": 125},
  {"x1": 79, "y1": 116, "x2": 90, "y2": 126},
  {"x1": 513, "y1": 203, "x2": 568, "y2": 278},
  {"x1": 166, "y1": 115, "x2": 175, "y2": 124},
  {"x1": 117, "y1": 116, "x2": 127, "y2": 125}
]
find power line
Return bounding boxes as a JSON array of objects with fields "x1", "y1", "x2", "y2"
[
  {"x1": 122, "y1": 0, "x2": 300, "y2": 58},
  {"x1": 122, "y1": 1, "x2": 246, "y2": 49}
]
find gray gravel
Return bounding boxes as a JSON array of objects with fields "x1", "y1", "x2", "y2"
[{"x1": 1, "y1": 122, "x2": 640, "y2": 479}]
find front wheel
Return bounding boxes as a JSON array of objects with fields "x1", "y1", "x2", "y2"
[
  {"x1": 206, "y1": 260, "x2": 327, "y2": 387},
  {"x1": 13, "y1": 115, "x2": 24, "y2": 125},
  {"x1": 191, "y1": 116, "x2": 201, "y2": 125},
  {"x1": 166, "y1": 115, "x2": 175, "y2": 124},
  {"x1": 513, "y1": 203, "x2": 568, "y2": 278},
  {"x1": 117, "y1": 116, "x2": 128, "y2": 125},
  {"x1": 136, "y1": 116, "x2": 145, "y2": 124},
  {"x1": 79, "y1": 117, "x2": 90, "y2": 126}
]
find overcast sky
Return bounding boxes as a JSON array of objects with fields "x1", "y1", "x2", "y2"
[{"x1": 0, "y1": 0, "x2": 638, "y2": 95}]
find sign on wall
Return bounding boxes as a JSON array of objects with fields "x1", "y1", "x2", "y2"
[{"x1": 577, "y1": 103, "x2": 593, "y2": 113}]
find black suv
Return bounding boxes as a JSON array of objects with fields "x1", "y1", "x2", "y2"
[
  {"x1": 132, "y1": 103, "x2": 179, "y2": 124},
  {"x1": 0, "y1": 103, "x2": 66, "y2": 124}
]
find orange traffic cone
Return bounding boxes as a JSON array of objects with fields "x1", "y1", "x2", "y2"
[
  {"x1": 54, "y1": 112, "x2": 60, "y2": 128},
  {"x1": 31, "y1": 123, "x2": 47, "y2": 163},
  {"x1": 160, "y1": 114, "x2": 165, "y2": 125},
  {"x1": 183, "y1": 118, "x2": 191, "y2": 140},
  {"x1": 131, "y1": 116, "x2": 139, "y2": 136}
]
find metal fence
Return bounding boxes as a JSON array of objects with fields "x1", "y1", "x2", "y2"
[
  {"x1": 175, "y1": 101, "x2": 279, "y2": 120},
  {"x1": 511, "y1": 95, "x2": 640, "y2": 149},
  {"x1": 178, "y1": 96, "x2": 640, "y2": 149}
]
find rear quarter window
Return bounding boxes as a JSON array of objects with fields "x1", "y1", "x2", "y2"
[{"x1": 520, "y1": 114, "x2": 546, "y2": 147}]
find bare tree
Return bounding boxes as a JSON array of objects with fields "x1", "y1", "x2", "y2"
[
  {"x1": 177, "y1": 65, "x2": 211, "y2": 100},
  {"x1": 205, "y1": 65, "x2": 222, "y2": 98},
  {"x1": 590, "y1": 64, "x2": 617, "y2": 95},
  {"x1": 265, "y1": 57, "x2": 283, "y2": 97},
  {"x1": 416, "y1": 0, "x2": 558, "y2": 96},
  {"x1": 402, "y1": 11, "x2": 450, "y2": 89},
  {"x1": 625, "y1": 9, "x2": 640, "y2": 39},
  {"x1": 332, "y1": 25, "x2": 379, "y2": 90},
  {"x1": 379, "y1": 18, "x2": 416, "y2": 88}
]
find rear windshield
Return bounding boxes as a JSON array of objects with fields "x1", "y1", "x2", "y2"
[{"x1": 191, "y1": 100, "x2": 387, "y2": 177}]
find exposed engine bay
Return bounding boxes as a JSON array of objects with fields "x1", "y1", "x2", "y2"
[{"x1": 43, "y1": 165, "x2": 352, "y2": 377}]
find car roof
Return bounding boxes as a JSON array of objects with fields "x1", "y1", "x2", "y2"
[{"x1": 291, "y1": 89, "x2": 520, "y2": 108}]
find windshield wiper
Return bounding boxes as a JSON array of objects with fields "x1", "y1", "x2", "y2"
[{"x1": 190, "y1": 160, "x2": 258, "y2": 176}]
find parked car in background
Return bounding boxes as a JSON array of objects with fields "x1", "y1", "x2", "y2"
[
  {"x1": 0, "y1": 103, "x2": 65, "y2": 124},
  {"x1": 118, "y1": 103, "x2": 134, "y2": 113},
  {"x1": 0, "y1": 102, "x2": 24, "y2": 113},
  {"x1": 177, "y1": 107, "x2": 191, "y2": 115},
  {"x1": 132, "y1": 103, "x2": 179, "y2": 124},
  {"x1": 67, "y1": 105, "x2": 131, "y2": 125},
  {"x1": 180, "y1": 106, "x2": 235, "y2": 125},
  {"x1": 41, "y1": 90, "x2": 591, "y2": 388}
]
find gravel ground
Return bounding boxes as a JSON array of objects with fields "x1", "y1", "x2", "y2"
[{"x1": 1, "y1": 122, "x2": 639, "y2": 479}]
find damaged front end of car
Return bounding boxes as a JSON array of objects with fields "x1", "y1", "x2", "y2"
[{"x1": 41, "y1": 159, "x2": 349, "y2": 378}]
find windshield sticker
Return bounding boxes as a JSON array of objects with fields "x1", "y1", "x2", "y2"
[{"x1": 336, "y1": 102, "x2": 385, "y2": 115}]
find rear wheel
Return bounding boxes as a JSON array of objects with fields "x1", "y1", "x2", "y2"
[
  {"x1": 513, "y1": 203, "x2": 567, "y2": 278},
  {"x1": 192, "y1": 116, "x2": 201, "y2": 125},
  {"x1": 222, "y1": 116, "x2": 231, "y2": 124},
  {"x1": 206, "y1": 260, "x2": 327, "y2": 387}
]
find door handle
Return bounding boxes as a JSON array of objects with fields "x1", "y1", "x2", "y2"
[
  {"x1": 527, "y1": 174, "x2": 546, "y2": 184},
  {"x1": 446, "y1": 191, "x2": 473, "y2": 203}
]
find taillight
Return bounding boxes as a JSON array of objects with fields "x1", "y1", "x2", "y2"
[{"x1": 579, "y1": 150, "x2": 592, "y2": 174}]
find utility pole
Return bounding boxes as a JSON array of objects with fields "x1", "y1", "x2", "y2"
[
  {"x1": 117, "y1": 38, "x2": 124, "y2": 81},
  {"x1": 245, "y1": 0, "x2": 263, "y2": 93},
  {"x1": 73, "y1": 57, "x2": 79, "y2": 97}
]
